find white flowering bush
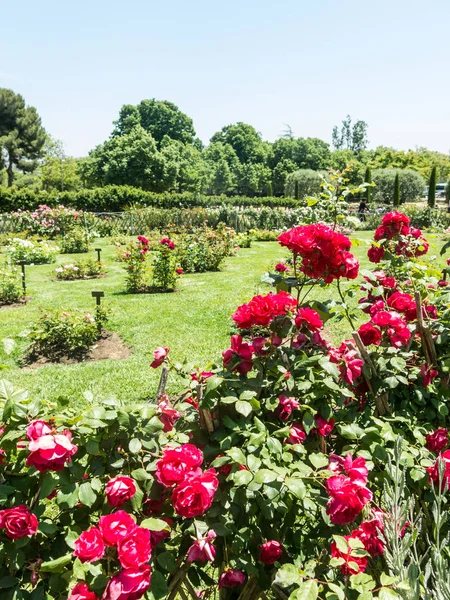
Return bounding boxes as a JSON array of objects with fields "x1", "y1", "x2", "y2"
[{"x1": 5, "y1": 238, "x2": 60, "y2": 265}]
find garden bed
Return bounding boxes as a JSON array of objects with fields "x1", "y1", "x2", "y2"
[
  {"x1": 23, "y1": 330, "x2": 131, "y2": 368},
  {"x1": 0, "y1": 296, "x2": 30, "y2": 308}
]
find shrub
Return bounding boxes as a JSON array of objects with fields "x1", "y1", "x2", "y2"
[
  {"x1": 249, "y1": 228, "x2": 281, "y2": 241},
  {"x1": 25, "y1": 307, "x2": 108, "y2": 361},
  {"x1": 285, "y1": 169, "x2": 323, "y2": 198},
  {"x1": 151, "y1": 238, "x2": 181, "y2": 290},
  {"x1": 178, "y1": 225, "x2": 235, "y2": 273},
  {"x1": 400, "y1": 205, "x2": 450, "y2": 229},
  {"x1": 0, "y1": 264, "x2": 23, "y2": 304},
  {"x1": 12, "y1": 204, "x2": 87, "y2": 237},
  {"x1": 235, "y1": 231, "x2": 252, "y2": 248},
  {"x1": 4, "y1": 238, "x2": 59, "y2": 264},
  {"x1": 55, "y1": 259, "x2": 105, "y2": 280},
  {"x1": 122, "y1": 236, "x2": 180, "y2": 293},
  {"x1": 60, "y1": 228, "x2": 92, "y2": 254},
  {"x1": 428, "y1": 165, "x2": 437, "y2": 208},
  {"x1": 372, "y1": 168, "x2": 425, "y2": 204}
]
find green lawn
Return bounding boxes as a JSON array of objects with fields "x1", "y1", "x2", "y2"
[{"x1": 0, "y1": 231, "x2": 447, "y2": 406}]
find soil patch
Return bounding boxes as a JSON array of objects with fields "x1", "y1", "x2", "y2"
[
  {"x1": 0, "y1": 297, "x2": 30, "y2": 309},
  {"x1": 23, "y1": 331, "x2": 131, "y2": 369}
]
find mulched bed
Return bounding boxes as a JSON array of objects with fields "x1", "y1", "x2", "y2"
[
  {"x1": 0, "y1": 297, "x2": 30, "y2": 308},
  {"x1": 22, "y1": 331, "x2": 131, "y2": 369}
]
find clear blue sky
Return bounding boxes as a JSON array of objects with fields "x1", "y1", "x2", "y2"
[{"x1": 1, "y1": 0, "x2": 449, "y2": 157}]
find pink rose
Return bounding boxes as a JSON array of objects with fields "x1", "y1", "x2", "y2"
[
  {"x1": 98, "y1": 511, "x2": 137, "y2": 546},
  {"x1": 314, "y1": 415, "x2": 335, "y2": 437},
  {"x1": 102, "y1": 566, "x2": 151, "y2": 600},
  {"x1": 150, "y1": 346, "x2": 169, "y2": 369},
  {"x1": 259, "y1": 540, "x2": 283, "y2": 564},
  {"x1": 118, "y1": 526, "x2": 152, "y2": 569},
  {"x1": 156, "y1": 444, "x2": 203, "y2": 487},
  {"x1": 73, "y1": 526, "x2": 105, "y2": 563},
  {"x1": 26, "y1": 431, "x2": 77, "y2": 472},
  {"x1": 187, "y1": 530, "x2": 216, "y2": 562},
  {"x1": 157, "y1": 395, "x2": 180, "y2": 433},
  {"x1": 105, "y1": 476, "x2": 136, "y2": 507},
  {"x1": 218, "y1": 569, "x2": 246, "y2": 588},
  {"x1": 326, "y1": 476, "x2": 373, "y2": 525},
  {"x1": 286, "y1": 423, "x2": 306, "y2": 445},
  {"x1": 26, "y1": 419, "x2": 52, "y2": 441},
  {"x1": 421, "y1": 364, "x2": 439, "y2": 387},
  {"x1": 172, "y1": 469, "x2": 218, "y2": 518},
  {"x1": 68, "y1": 582, "x2": 99, "y2": 600},
  {"x1": 276, "y1": 395, "x2": 300, "y2": 421},
  {"x1": 0, "y1": 504, "x2": 38, "y2": 539}
]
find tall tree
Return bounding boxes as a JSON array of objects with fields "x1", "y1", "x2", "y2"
[
  {"x1": 210, "y1": 123, "x2": 268, "y2": 164},
  {"x1": 332, "y1": 115, "x2": 368, "y2": 153},
  {"x1": 0, "y1": 88, "x2": 46, "y2": 186},
  {"x1": 113, "y1": 99, "x2": 196, "y2": 146},
  {"x1": 428, "y1": 166, "x2": 437, "y2": 208},
  {"x1": 393, "y1": 173, "x2": 401, "y2": 207}
]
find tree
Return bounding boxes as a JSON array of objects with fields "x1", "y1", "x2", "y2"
[
  {"x1": 331, "y1": 115, "x2": 368, "y2": 153},
  {"x1": 40, "y1": 137, "x2": 82, "y2": 192},
  {"x1": 210, "y1": 123, "x2": 268, "y2": 165},
  {"x1": 203, "y1": 142, "x2": 240, "y2": 196},
  {"x1": 113, "y1": 99, "x2": 196, "y2": 146},
  {"x1": 0, "y1": 88, "x2": 46, "y2": 186},
  {"x1": 364, "y1": 166, "x2": 372, "y2": 203},
  {"x1": 428, "y1": 166, "x2": 437, "y2": 208},
  {"x1": 393, "y1": 173, "x2": 400, "y2": 206}
]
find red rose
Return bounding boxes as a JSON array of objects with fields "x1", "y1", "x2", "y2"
[
  {"x1": 172, "y1": 468, "x2": 218, "y2": 518},
  {"x1": 150, "y1": 346, "x2": 169, "y2": 368},
  {"x1": 367, "y1": 245, "x2": 384, "y2": 263},
  {"x1": 275, "y1": 262, "x2": 288, "y2": 272},
  {"x1": 105, "y1": 476, "x2": 136, "y2": 507},
  {"x1": 137, "y1": 236, "x2": 149, "y2": 245},
  {"x1": 186, "y1": 529, "x2": 216, "y2": 562},
  {"x1": 219, "y1": 569, "x2": 246, "y2": 588},
  {"x1": 330, "y1": 536, "x2": 368, "y2": 575},
  {"x1": 68, "y1": 582, "x2": 99, "y2": 600},
  {"x1": 386, "y1": 292, "x2": 416, "y2": 321},
  {"x1": 26, "y1": 419, "x2": 52, "y2": 441},
  {"x1": 427, "y1": 450, "x2": 450, "y2": 489},
  {"x1": 26, "y1": 431, "x2": 77, "y2": 472},
  {"x1": 160, "y1": 238, "x2": 175, "y2": 250},
  {"x1": 156, "y1": 444, "x2": 203, "y2": 487},
  {"x1": 259, "y1": 540, "x2": 283, "y2": 564},
  {"x1": 287, "y1": 423, "x2": 306, "y2": 445},
  {"x1": 176, "y1": 268, "x2": 183, "y2": 275},
  {"x1": 421, "y1": 364, "x2": 439, "y2": 387},
  {"x1": 232, "y1": 292, "x2": 297, "y2": 329},
  {"x1": 157, "y1": 395, "x2": 180, "y2": 432},
  {"x1": 426, "y1": 428, "x2": 448, "y2": 453},
  {"x1": 222, "y1": 335, "x2": 254, "y2": 375},
  {"x1": 102, "y1": 566, "x2": 151, "y2": 600},
  {"x1": 73, "y1": 526, "x2": 105, "y2": 563},
  {"x1": 358, "y1": 322, "x2": 381, "y2": 346},
  {"x1": 118, "y1": 526, "x2": 151, "y2": 569},
  {"x1": 352, "y1": 519, "x2": 384, "y2": 557},
  {"x1": 326, "y1": 476, "x2": 372, "y2": 525},
  {"x1": 276, "y1": 395, "x2": 300, "y2": 421},
  {"x1": 295, "y1": 308, "x2": 323, "y2": 331},
  {"x1": 0, "y1": 504, "x2": 38, "y2": 539},
  {"x1": 313, "y1": 415, "x2": 335, "y2": 436},
  {"x1": 328, "y1": 454, "x2": 368, "y2": 486},
  {"x1": 0, "y1": 448, "x2": 5, "y2": 465},
  {"x1": 98, "y1": 511, "x2": 137, "y2": 546}
]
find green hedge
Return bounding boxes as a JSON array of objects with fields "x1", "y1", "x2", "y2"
[{"x1": 0, "y1": 186, "x2": 302, "y2": 212}]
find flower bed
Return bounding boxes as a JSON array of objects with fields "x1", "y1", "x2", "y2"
[
  {"x1": 60, "y1": 228, "x2": 92, "y2": 254},
  {"x1": 0, "y1": 264, "x2": 24, "y2": 305},
  {"x1": 4, "y1": 238, "x2": 59, "y2": 265},
  {"x1": 55, "y1": 259, "x2": 105, "y2": 281}
]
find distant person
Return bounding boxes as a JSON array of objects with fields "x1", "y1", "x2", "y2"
[{"x1": 358, "y1": 200, "x2": 367, "y2": 221}]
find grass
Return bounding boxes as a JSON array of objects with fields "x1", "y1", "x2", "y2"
[{"x1": 0, "y1": 231, "x2": 447, "y2": 407}]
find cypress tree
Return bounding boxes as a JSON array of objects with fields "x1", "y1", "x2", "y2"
[
  {"x1": 393, "y1": 173, "x2": 400, "y2": 207},
  {"x1": 428, "y1": 166, "x2": 437, "y2": 208},
  {"x1": 294, "y1": 180, "x2": 299, "y2": 200},
  {"x1": 267, "y1": 181, "x2": 273, "y2": 197},
  {"x1": 364, "y1": 166, "x2": 372, "y2": 203}
]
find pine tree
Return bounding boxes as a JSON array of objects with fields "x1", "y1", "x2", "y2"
[
  {"x1": 294, "y1": 180, "x2": 299, "y2": 200},
  {"x1": 364, "y1": 166, "x2": 372, "y2": 203},
  {"x1": 393, "y1": 173, "x2": 401, "y2": 207},
  {"x1": 428, "y1": 166, "x2": 437, "y2": 208}
]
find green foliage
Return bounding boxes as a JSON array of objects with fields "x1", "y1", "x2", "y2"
[
  {"x1": 178, "y1": 225, "x2": 235, "y2": 273},
  {"x1": 55, "y1": 259, "x2": 105, "y2": 280},
  {"x1": 364, "y1": 167, "x2": 372, "y2": 203},
  {"x1": 60, "y1": 228, "x2": 91, "y2": 254},
  {"x1": 0, "y1": 88, "x2": 47, "y2": 186},
  {"x1": 286, "y1": 169, "x2": 323, "y2": 199},
  {"x1": 372, "y1": 169, "x2": 425, "y2": 205},
  {"x1": 393, "y1": 173, "x2": 400, "y2": 207},
  {"x1": 0, "y1": 264, "x2": 23, "y2": 304},
  {"x1": 332, "y1": 114, "x2": 369, "y2": 152},
  {"x1": 5, "y1": 238, "x2": 59, "y2": 265},
  {"x1": 428, "y1": 166, "x2": 437, "y2": 208},
  {"x1": 25, "y1": 307, "x2": 108, "y2": 360}
]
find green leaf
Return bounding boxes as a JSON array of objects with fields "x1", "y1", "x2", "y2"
[
  {"x1": 253, "y1": 469, "x2": 278, "y2": 484},
  {"x1": 380, "y1": 574, "x2": 397, "y2": 586},
  {"x1": 319, "y1": 357, "x2": 340, "y2": 377},
  {"x1": 78, "y1": 482, "x2": 97, "y2": 507},
  {"x1": 235, "y1": 400, "x2": 252, "y2": 417},
  {"x1": 140, "y1": 518, "x2": 169, "y2": 532},
  {"x1": 131, "y1": 468, "x2": 152, "y2": 481},
  {"x1": 40, "y1": 554, "x2": 72, "y2": 573},
  {"x1": 129, "y1": 438, "x2": 142, "y2": 453},
  {"x1": 327, "y1": 583, "x2": 345, "y2": 600},
  {"x1": 226, "y1": 447, "x2": 247, "y2": 465},
  {"x1": 233, "y1": 470, "x2": 253, "y2": 486},
  {"x1": 149, "y1": 570, "x2": 168, "y2": 600},
  {"x1": 290, "y1": 579, "x2": 318, "y2": 600},
  {"x1": 273, "y1": 564, "x2": 302, "y2": 587},
  {"x1": 156, "y1": 551, "x2": 176, "y2": 572},
  {"x1": 378, "y1": 589, "x2": 401, "y2": 600},
  {"x1": 39, "y1": 521, "x2": 58, "y2": 536},
  {"x1": 350, "y1": 573, "x2": 375, "y2": 593},
  {"x1": 309, "y1": 453, "x2": 329, "y2": 469},
  {"x1": 285, "y1": 477, "x2": 306, "y2": 499},
  {"x1": 0, "y1": 576, "x2": 19, "y2": 589}
]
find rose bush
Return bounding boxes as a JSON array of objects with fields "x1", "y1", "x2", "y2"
[{"x1": 1, "y1": 208, "x2": 450, "y2": 599}]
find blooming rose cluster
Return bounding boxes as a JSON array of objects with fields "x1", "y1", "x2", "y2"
[
  {"x1": 160, "y1": 237, "x2": 175, "y2": 250},
  {"x1": 232, "y1": 291, "x2": 298, "y2": 330},
  {"x1": 157, "y1": 393, "x2": 180, "y2": 432},
  {"x1": 26, "y1": 419, "x2": 78, "y2": 472},
  {"x1": 156, "y1": 444, "x2": 218, "y2": 518},
  {"x1": 277, "y1": 223, "x2": 359, "y2": 283},
  {"x1": 137, "y1": 235, "x2": 149, "y2": 258},
  {"x1": 426, "y1": 428, "x2": 448, "y2": 453},
  {"x1": 326, "y1": 454, "x2": 373, "y2": 525},
  {"x1": 368, "y1": 212, "x2": 429, "y2": 263},
  {"x1": 0, "y1": 504, "x2": 38, "y2": 539},
  {"x1": 331, "y1": 514, "x2": 384, "y2": 576},
  {"x1": 329, "y1": 341, "x2": 365, "y2": 385}
]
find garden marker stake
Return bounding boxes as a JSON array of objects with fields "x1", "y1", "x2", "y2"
[
  {"x1": 18, "y1": 260, "x2": 26, "y2": 295},
  {"x1": 95, "y1": 247, "x2": 102, "y2": 262},
  {"x1": 91, "y1": 290, "x2": 104, "y2": 334}
]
